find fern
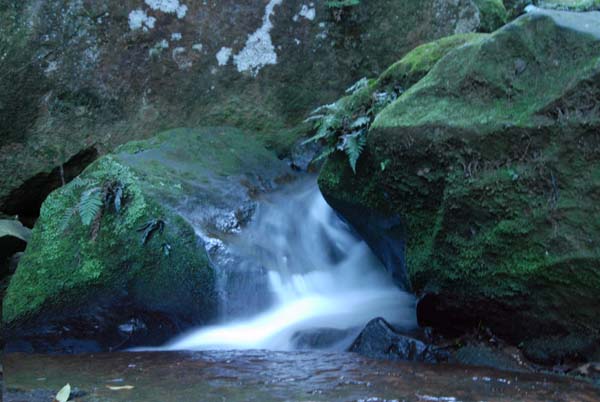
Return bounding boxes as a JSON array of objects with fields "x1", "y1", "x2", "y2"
[
  {"x1": 78, "y1": 187, "x2": 103, "y2": 226},
  {"x1": 340, "y1": 131, "x2": 367, "y2": 173},
  {"x1": 59, "y1": 205, "x2": 78, "y2": 232}
]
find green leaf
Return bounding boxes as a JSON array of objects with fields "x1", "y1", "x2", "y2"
[
  {"x1": 78, "y1": 187, "x2": 103, "y2": 226},
  {"x1": 341, "y1": 131, "x2": 367, "y2": 173},
  {"x1": 55, "y1": 384, "x2": 71, "y2": 402},
  {"x1": 345, "y1": 77, "x2": 368, "y2": 94},
  {"x1": 59, "y1": 205, "x2": 77, "y2": 232}
]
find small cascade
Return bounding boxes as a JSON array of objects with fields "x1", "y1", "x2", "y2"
[{"x1": 160, "y1": 178, "x2": 416, "y2": 351}]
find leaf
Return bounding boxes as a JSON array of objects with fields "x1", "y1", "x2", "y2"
[
  {"x1": 54, "y1": 384, "x2": 71, "y2": 402},
  {"x1": 313, "y1": 145, "x2": 336, "y2": 162},
  {"x1": 106, "y1": 385, "x2": 135, "y2": 391},
  {"x1": 59, "y1": 206, "x2": 78, "y2": 232},
  {"x1": 345, "y1": 77, "x2": 368, "y2": 94},
  {"x1": 78, "y1": 187, "x2": 103, "y2": 226},
  {"x1": 341, "y1": 131, "x2": 367, "y2": 173},
  {"x1": 302, "y1": 114, "x2": 341, "y2": 145},
  {"x1": 350, "y1": 116, "x2": 370, "y2": 129}
]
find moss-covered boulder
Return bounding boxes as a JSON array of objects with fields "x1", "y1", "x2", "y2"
[
  {"x1": 319, "y1": 9, "x2": 600, "y2": 363},
  {"x1": 0, "y1": 0, "x2": 497, "y2": 223},
  {"x1": 2, "y1": 127, "x2": 291, "y2": 352}
]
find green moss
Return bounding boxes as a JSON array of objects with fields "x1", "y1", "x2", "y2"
[
  {"x1": 473, "y1": 0, "x2": 508, "y2": 32},
  {"x1": 377, "y1": 33, "x2": 489, "y2": 91}
]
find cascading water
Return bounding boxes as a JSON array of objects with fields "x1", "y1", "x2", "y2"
[{"x1": 159, "y1": 178, "x2": 416, "y2": 351}]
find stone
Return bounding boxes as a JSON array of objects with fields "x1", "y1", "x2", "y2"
[
  {"x1": 319, "y1": 9, "x2": 600, "y2": 362},
  {"x1": 349, "y1": 318, "x2": 437, "y2": 362},
  {"x1": 2, "y1": 126, "x2": 291, "y2": 352}
]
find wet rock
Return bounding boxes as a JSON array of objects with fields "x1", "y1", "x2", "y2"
[
  {"x1": 319, "y1": 9, "x2": 600, "y2": 363},
  {"x1": 349, "y1": 318, "x2": 437, "y2": 363},
  {"x1": 2, "y1": 127, "x2": 291, "y2": 352},
  {"x1": 453, "y1": 345, "x2": 527, "y2": 372}
]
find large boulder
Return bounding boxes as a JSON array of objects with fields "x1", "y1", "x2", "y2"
[
  {"x1": 319, "y1": 9, "x2": 600, "y2": 362},
  {"x1": 0, "y1": 0, "x2": 504, "y2": 223},
  {"x1": 2, "y1": 127, "x2": 291, "y2": 352}
]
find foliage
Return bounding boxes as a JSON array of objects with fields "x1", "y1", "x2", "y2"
[
  {"x1": 303, "y1": 77, "x2": 398, "y2": 173},
  {"x1": 60, "y1": 178, "x2": 125, "y2": 238}
]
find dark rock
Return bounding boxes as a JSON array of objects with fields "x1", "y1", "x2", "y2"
[{"x1": 349, "y1": 318, "x2": 437, "y2": 363}]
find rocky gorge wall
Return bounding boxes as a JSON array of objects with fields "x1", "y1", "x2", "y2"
[{"x1": 0, "y1": 0, "x2": 504, "y2": 224}]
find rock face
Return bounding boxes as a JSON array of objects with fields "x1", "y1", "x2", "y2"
[
  {"x1": 2, "y1": 127, "x2": 291, "y2": 352},
  {"x1": 349, "y1": 318, "x2": 436, "y2": 362},
  {"x1": 319, "y1": 9, "x2": 600, "y2": 362},
  {"x1": 0, "y1": 0, "x2": 505, "y2": 222}
]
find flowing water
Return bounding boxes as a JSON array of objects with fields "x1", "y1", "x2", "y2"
[{"x1": 160, "y1": 178, "x2": 416, "y2": 351}]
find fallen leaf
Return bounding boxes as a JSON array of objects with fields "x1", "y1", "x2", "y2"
[
  {"x1": 54, "y1": 384, "x2": 71, "y2": 402},
  {"x1": 106, "y1": 385, "x2": 135, "y2": 391}
]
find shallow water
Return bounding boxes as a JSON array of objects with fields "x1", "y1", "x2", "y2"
[{"x1": 4, "y1": 351, "x2": 599, "y2": 402}]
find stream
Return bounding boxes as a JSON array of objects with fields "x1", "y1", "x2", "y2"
[{"x1": 4, "y1": 179, "x2": 600, "y2": 401}]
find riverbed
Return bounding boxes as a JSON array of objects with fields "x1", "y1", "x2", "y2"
[{"x1": 4, "y1": 350, "x2": 599, "y2": 401}]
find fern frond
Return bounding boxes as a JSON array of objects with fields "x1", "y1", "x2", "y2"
[
  {"x1": 70, "y1": 177, "x2": 93, "y2": 188},
  {"x1": 341, "y1": 131, "x2": 367, "y2": 173},
  {"x1": 59, "y1": 205, "x2": 78, "y2": 232},
  {"x1": 302, "y1": 114, "x2": 342, "y2": 145},
  {"x1": 345, "y1": 77, "x2": 368, "y2": 94},
  {"x1": 314, "y1": 145, "x2": 337, "y2": 162},
  {"x1": 78, "y1": 187, "x2": 103, "y2": 226}
]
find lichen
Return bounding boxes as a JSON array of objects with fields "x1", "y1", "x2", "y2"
[{"x1": 233, "y1": 0, "x2": 283, "y2": 76}]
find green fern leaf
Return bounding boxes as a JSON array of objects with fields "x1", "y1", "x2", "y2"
[
  {"x1": 78, "y1": 187, "x2": 103, "y2": 226},
  {"x1": 59, "y1": 205, "x2": 77, "y2": 232},
  {"x1": 314, "y1": 145, "x2": 337, "y2": 162},
  {"x1": 342, "y1": 132, "x2": 367, "y2": 173}
]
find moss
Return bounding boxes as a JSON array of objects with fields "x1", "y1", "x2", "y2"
[
  {"x1": 473, "y1": 0, "x2": 508, "y2": 32},
  {"x1": 377, "y1": 33, "x2": 488, "y2": 91}
]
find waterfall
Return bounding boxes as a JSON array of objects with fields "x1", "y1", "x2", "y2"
[{"x1": 158, "y1": 177, "x2": 416, "y2": 351}]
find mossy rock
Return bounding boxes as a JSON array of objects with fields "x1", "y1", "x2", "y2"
[
  {"x1": 319, "y1": 9, "x2": 600, "y2": 362},
  {"x1": 473, "y1": 0, "x2": 509, "y2": 32},
  {"x1": 2, "y1": 127, "x2": 290, "y2": 352}
]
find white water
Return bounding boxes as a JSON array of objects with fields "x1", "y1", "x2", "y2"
[{"x1": 160, "y1": 179, "x2": 416, "y2": 351}]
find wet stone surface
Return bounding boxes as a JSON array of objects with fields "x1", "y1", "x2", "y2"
[{"x1": 4, "y1": 350, "x2": 600, "y2": 402}]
